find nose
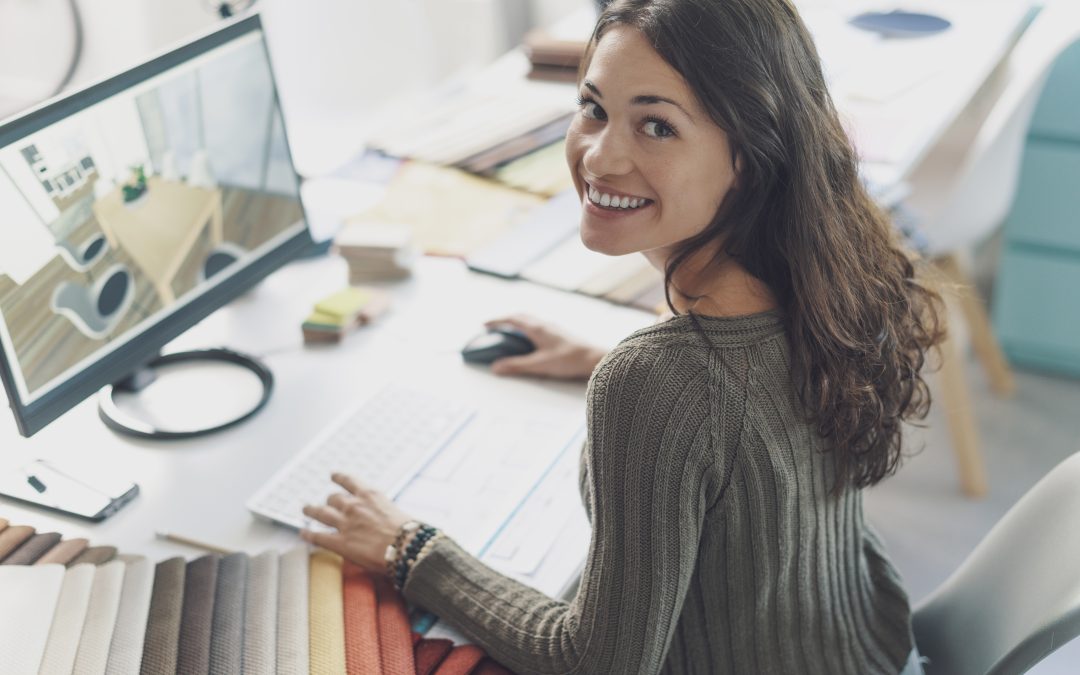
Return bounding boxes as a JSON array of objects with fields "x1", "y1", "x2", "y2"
[{"x1": 581, "y1": 124, "x2": 634, "y2": 179}]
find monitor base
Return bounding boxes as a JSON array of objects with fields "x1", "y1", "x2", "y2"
[{"x1": 97, "y1": 348, "x2": 273, "y2": 440}]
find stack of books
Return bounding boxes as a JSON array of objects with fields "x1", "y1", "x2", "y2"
[
  {"x1": 333, "y1": 222, "x2": 415, "y2": 284},
  {"x1": 302, "y1": 287, "x2": 390, "y2": 344},
  {"x1": 522, "y1": 29, "x2": 586, "y2": 82}
]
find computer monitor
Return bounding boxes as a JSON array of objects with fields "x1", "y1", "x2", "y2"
[{"x1": 0, "y1": 14, "x2": 313, "y2": 438}]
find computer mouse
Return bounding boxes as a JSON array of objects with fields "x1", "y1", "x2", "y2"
[{"x1": 461, "y1": 328, "x2": 536, "y2": 365}]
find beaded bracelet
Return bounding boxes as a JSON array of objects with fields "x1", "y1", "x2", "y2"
[
  {"x1": 385, "y1": 521, "x2": 420, "y2": 582},
  {"x1": 386, "y1": 522, "x2": 442, "y2": 592}
]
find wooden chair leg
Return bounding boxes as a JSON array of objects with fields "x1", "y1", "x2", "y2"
[
  {"x1": 936, "y1": 254, "x2": 1016, "y2": 397},
  {"x1": 938, "y1": 308, "x2": 989, "y2": 498}
]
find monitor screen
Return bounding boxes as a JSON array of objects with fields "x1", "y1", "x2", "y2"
[{"x1": 0, "y1": 14, "x2": 313, "y2": 437}]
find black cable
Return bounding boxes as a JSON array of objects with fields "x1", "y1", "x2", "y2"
[{"x1": 52, "y1": 0, "x2": 85, "y2": 97}]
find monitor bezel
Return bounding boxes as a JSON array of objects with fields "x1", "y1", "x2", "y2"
[{"x1": 0, "y1": 13, "x2": 315, "y2": 437}]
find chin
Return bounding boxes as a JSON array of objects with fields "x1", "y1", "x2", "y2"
[{"x1": 580, "y1": 228, "x2": 633, "y2": 256}]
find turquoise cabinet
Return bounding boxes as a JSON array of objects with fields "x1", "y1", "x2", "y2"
[{"x1": 993, "y1": 41, "x2": 1080, "y2": 377}]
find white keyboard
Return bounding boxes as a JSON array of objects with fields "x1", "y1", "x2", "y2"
[{"x1": 247, "y1": 385, "x2": 475, "y2": 530}]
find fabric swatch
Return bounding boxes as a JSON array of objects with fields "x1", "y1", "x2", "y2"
[
  {"x1": 414, "y1": 638, "x2": 453, "y2": 675},
  {"x1": 38, "y1": 563, "x2": 96, "y2": 675},
  {"x1": 177, "y1": 554, "x2": 220, "y2": 675},
  {"x1": 376, "y1": 576, "x2": 417, "y2": 675},
  {"x1": 0, "y1": 564, "x2": 65, "y2": 673},
  {"x1": 243, "y1": 550, "x2": 278, "y2": 675},
  {"x1": 277, "y1": 544, "x2": 309, "y2": 675},
  {"x1": 106, "y1": 555, "x2": 155, "y2": 674},
  {"x1": 2, "y1": 531, "x2": 61, "y2": 565},
  {"x1": 36, "y1": 537, "x2": 89, "y2": 566},
  {"x1": 0, "y1": 524, "x2": 35, "y2": 560},
  {"x1": 72, "y1": 558, "x2": 127, "y2": 674},
  {"x1": 210, "y1": 552, "x2": 248, "y2": 674},
  {"x1": 70, "y1": 545, "x2": 118, "y2": 566},
  {"x1": 433, "y1": 644, "x2": 486, "y2": 674},
  {"x1": 140, "y1": 556, "x2": 186, "y2": 675},
  {"x1": 309, "y1": 549, "x2": 347, "y2": 674},
  {"x1": 343, "y1": 563, "x2": 382, "y2": 675}
]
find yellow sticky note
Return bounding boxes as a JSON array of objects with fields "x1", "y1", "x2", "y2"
[{"x1": 314, "y1": 287, "x2": 371, "y2": 321}]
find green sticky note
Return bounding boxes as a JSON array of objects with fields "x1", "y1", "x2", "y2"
[
  {"x1": 314, "y1": 287, "x2": 371, "y2": 320},
  {"x1": 303, "y1": 309, "x2": 349, "y2": 329}
]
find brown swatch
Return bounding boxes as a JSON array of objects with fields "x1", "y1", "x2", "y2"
[
  {"x1": 2, "y1": 531, "x2": 61, "y2": 565},
  {"x1": 68, "y1": 545, "x2": 117, "y2": 566},
  {"x1": 36, "y1": 538, "x2": 89, "y2": 566},
  {"x1": 0, "y1": 525, "x2": 35, "y2": 560}
]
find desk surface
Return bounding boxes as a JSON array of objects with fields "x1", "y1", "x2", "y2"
[{"x1": 0, "y1": 254, "x2": 654, "y2": 600}]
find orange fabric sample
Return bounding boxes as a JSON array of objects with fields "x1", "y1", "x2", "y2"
[
  {"x1": 343, "y1": 563, "x2": 381, "y2": 675},
  {"x1": 472, "y1": 658, "x2": 515, "y2": 675},
  {"x1": 375, "y1": 577, "x2": 416, "y2": 675},
  {"x1": 432, "y1": 644, "x2": 485, "y2": 674},
  {"x1": 413, "y1": 638, "x2": 453, "y2": 675}
]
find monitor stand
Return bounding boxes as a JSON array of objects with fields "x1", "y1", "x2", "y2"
[{"x1": 97, "y1": 348, "x2": 274, "y2": 440}]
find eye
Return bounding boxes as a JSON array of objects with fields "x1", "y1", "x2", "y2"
[
  {"x1": 575, "y1": 95, "x2": 607, "y2": 121},
  {"x1": 642, "y1": 117, "x2": 676, "y2": 139}
]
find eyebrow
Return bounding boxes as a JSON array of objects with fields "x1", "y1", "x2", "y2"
[{"x1": 583, "y1": 80, "x2": 694, "y2": 120}]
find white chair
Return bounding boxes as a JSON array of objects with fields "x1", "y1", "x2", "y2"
[
  {"x1": 903, "y1": 1, "x2": 1080, "y2": 497},
  {"x1": 912, "y1": 451, "x2": 1080, "y2": 674},
  {"x1": 51, "y1": 263, "x2": 134, "y2": 340}
]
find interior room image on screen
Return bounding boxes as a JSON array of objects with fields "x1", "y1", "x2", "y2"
[{"x1": 0, "y1": 35, "x2": 303, "y2": 400}]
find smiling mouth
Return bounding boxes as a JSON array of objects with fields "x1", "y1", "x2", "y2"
[{"x1": 586, "y1": 183, "x2": 653, "y2": 211}]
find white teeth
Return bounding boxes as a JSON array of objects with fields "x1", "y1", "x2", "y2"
[{"x1": 587, "y1": 184, "x2": 648, "y2": 209}]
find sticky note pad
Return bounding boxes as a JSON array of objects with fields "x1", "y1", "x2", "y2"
[
  {"x1": 314, "y1": 287, "x2": 371, "y2": 321},
  {"x1": 303, "y1": 310, "x2": 350, "y2": 330}
]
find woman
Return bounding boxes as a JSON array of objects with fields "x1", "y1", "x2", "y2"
[{"x1": 301, "y1": 0, "x2": 943, "y2": 672}]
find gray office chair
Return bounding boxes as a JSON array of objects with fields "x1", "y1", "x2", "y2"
[
  {"x1": 913, "y1": 452, "x2": 1080, "y2": 674},
  {"x1": 55, "y1": 232, "x2": 108, "y2": 273},
  {"x1": 197, "y1": 241, "x2": 248, "y2": 285},
  {"x1": 50, "y1": 263, "x2": 134, "y2": 340}
]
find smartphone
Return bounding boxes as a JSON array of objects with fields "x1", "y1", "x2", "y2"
[{"x1": 0, "y1": 459, "x2": 139, "y2": 522}]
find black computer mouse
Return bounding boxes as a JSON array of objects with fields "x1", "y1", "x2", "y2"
[{"x1": 461, "y1": 328, "x2": 536, "y2": 365}]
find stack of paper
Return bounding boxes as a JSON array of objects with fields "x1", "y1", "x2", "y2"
[
  {"x1": 333, "y1": 222, "x2": 415, "y2": 284},
  {"x1": 345, "y1": 162, "x2": 545, "y2": 258},
  {"x1": 302, "y1": 287, "x2": 390, "y2": 345}
]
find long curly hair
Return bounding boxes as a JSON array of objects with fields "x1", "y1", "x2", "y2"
[{"x1": 588, "y1": 0, "x2": 946, "y2": 489}]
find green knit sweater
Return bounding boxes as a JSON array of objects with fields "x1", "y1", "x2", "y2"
[{"x1": 404, "y1": 311, "x2": 914, "y2": 674}]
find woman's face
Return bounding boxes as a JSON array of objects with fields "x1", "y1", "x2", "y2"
[{"x1": 565, "y1": 25, "x2": 737, "y2": 265}]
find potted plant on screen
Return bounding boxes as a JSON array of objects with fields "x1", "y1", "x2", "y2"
[{"x1": 121, "y1": 164, "x2": 148, "y2": 205}]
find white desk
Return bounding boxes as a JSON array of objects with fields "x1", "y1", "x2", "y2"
[{"x1": 0, "y1": 254, "x2": 654, "y2": 610}]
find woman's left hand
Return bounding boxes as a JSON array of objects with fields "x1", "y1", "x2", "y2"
[{"x1": 300, "y1": 473, "x2": 415, "y2": 573}]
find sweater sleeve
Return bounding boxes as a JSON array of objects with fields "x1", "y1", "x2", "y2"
[{"x1": 403, "y1": 346, "x2": 716, "y2": 675}]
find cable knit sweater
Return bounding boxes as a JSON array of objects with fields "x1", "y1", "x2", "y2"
[{"x1": 404, "y1": 311, "x2": 914, "y2": 674}]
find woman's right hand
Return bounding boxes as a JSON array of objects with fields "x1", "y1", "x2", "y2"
[{"x1": 484, "y1": 315, "x2": 607, "y2": 381}]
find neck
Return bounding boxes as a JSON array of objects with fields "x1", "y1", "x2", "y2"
[{"x1": 644, "y1": 245, "x2": 777, "y2": 317}]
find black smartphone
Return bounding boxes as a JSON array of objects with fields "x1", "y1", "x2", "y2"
[{"x1": 0, "y1": 459, "x2": 139, "y2": 522}]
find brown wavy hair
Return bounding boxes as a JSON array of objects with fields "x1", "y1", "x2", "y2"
[{"x1": 588, "y1": 0, "x2": 946, "y2": 489}]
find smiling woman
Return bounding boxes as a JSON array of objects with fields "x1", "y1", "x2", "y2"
[{"x1": 302, "y1": 1, "x2": 944, "y2": 673}]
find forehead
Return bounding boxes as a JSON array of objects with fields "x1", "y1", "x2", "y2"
[{"x1": 585, "y1": 25, "x2": 691, "y2": 98}]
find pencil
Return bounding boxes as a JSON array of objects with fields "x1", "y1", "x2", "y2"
[{"x1": 155, "y1": 531, "x2": 235, "y2": 555}]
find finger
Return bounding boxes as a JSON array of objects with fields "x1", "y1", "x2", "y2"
[
  {"x1": 491, "y1": 351, "x2": 548, "y2": 377},
  {"x1": 300, "y1": 529, "x2": 346, "y2": 555},
  {"x1": 302, "y1": 504, "x2": 344, "y2": 529},
  {"x1": 326, "y1": 492, "x2": 355, "y2": 512},
  {"x1": 332, "y1": 472, "x2": 365, "y2": 496},
  {"x1": 484, "y1": 315, "x2": 540, "y2": 337}
]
